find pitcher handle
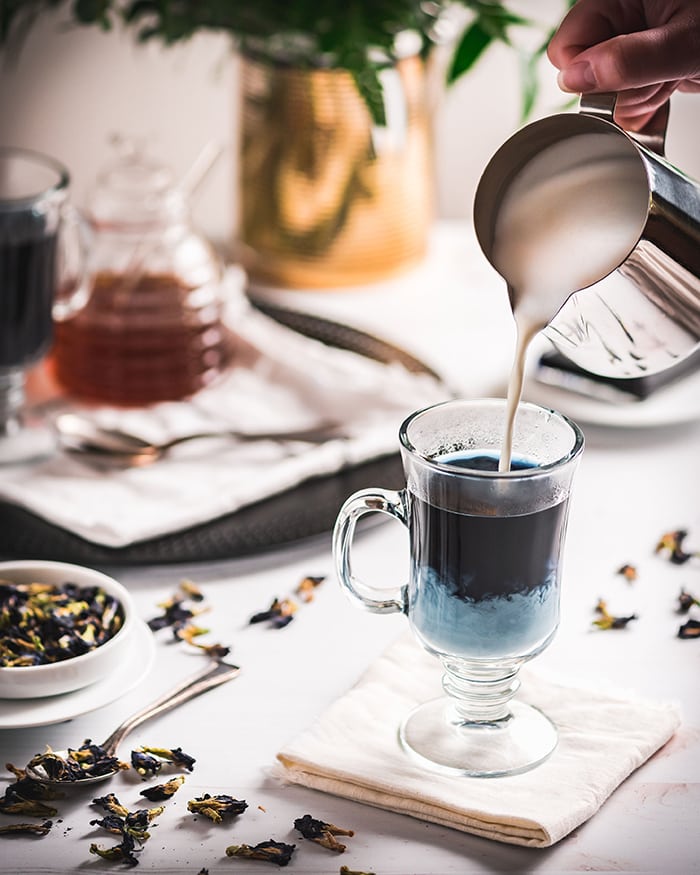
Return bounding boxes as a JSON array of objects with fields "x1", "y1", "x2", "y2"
[
  {"x1": 332, "y1": 487, "x2": 409, "y2": 614},
  {"x1": 579, "y1": 91, "x2": 668, "y2": 156}
]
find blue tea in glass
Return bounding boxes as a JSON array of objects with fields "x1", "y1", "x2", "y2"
[
  {"x1": 409, "y1": 450, "x2": 567, "y2": 662},
  {"x1": 333, "y1": 398, "x2": 583, "y2": 777}
]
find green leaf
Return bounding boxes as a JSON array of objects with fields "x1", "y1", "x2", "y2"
[
  {"x1": 518, "y1": 48, "x2": 539, "y2": 123},
  {"x1": 73, "y1": 0, "x2": 111, "y2": 26},
  {"x1": 351, "y1": 66, "x2": 386, "y2": 127},
  {"x1": 447, "y1": 20, "x2": 492, "y2": 85}
]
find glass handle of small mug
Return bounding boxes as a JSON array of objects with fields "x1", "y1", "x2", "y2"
[
  {"x1": 53, "y1": 204, "x2": 91, "y2": 322},
  {"x1": 333, "y1": 487, "x2": 409, "y2": 615}
]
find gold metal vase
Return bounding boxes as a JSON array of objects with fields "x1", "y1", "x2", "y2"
[{"x1": 234, "y1": 52, "x2": 434, "y2": 289}]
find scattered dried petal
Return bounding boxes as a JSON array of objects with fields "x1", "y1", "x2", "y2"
[
  {"x1": 138, "y1": 746, "x2": 196, "y2": 772},
  {"x1": 295, "y1": 575, "x2": 326, "y2": 603},
  {"x1": 179, "y1": 580, "x2": 204, "y2": 602},
  {"x1": 655, "y1": 529, "x2": 698, "y2": 565},
  {"x1": 677, "y1": 589, "x2": 700, "y2": 614},
  {"x1": 0, "y1": 791, "x2": 57, "y2": 818},
  {"x1": 90, "y1": 837, "x2": 139, "y2": 867},
  {"x1": 340, "y1": 868, "x2": 376, "y2": 875},
  {"x1": 616, "y1": 564, "x2": 638, "y2": 582},
  {"x1": 592, "y1": 599, "x2": 638, "y2": 630},
  {"x1": 139, "y1": 775, "x2": 186, "y2": 802},
  {"x1": 294, "y1": 813, "x2": 354, "y2": 852},
  {"x1": 174, "y1": 625, "x2": 230, "y2": 659},
  {"x1": 0, "y1": 819, "x2": 52, "y2": 836},
  {"x1": 249, "y1": 598, "x2": 297, "y2": 629},
  {"x1": 187, "y1": 793, "x2": 247, "y2": 824},
  {"x1": 678, "y1": 619, "x2": 700, "y2": 639},
  {"x1": 225, "y1": 840, "x2": 295, "y2": 866},
  {"x1": 131, "y1": 750, "x2": 161, "y2": 779}
]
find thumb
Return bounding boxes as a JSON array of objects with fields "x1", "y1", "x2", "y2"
[{"x1": 557, "y1": 25, "x2": 700, "y2": 93}]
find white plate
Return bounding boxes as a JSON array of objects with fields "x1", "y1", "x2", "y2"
[
  {"x1": 0, "y1": 618, "x2": 155, "y2": 729},
  {"x1": 522, "y1": 340, "x2": 700, "y2": 429}
]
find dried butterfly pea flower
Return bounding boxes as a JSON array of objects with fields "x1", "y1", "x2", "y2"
[
  {"x1": 678, "y1": 619, "x2": 700, "y2": 639},
  {"x1": 147, "y1": 599, "x2": 197, "y2": 633},
  {"x1": 174, "y1": 624, "x2": 230, "y2": 660},
  {"x1": 0, "y1": 819, "x2": 52, "y2": 836},
  {"x1": 187, "y1": 793, "x2": 248, "y2": 823},
  {"x1": 92, "y1": 793, "x2": 130, "y2": 819},
  {"x1": 179, "y1": 580, "x2": 205, "y2": 602},
  {"x1": 655, "y1": 529, "x2": 699, "y2": 565},
  {"x1": 225, "y1": 839, "x2": 296, "y2": 866},
  {"x1": 139, "y1": 775, "x2": 185, "y2": 802},
  {"x1": 90, "y1": 834, "x2": 139, "y2": 868},
  {"x1": 131, "y1": 750, "x2": 162, "y2": 779},
  {"x1": 0, "y1": 791, "x2": 57, "y2": 819},
  {"x1": 249, "y1": 597, "x2": 298, "y2": 629},
  {"x1": 592, "y1": 599, "x2": 638, "y2": 630},
  {"x1": 90, "y1": 795, "x2": 163, "y2": 865},
  {"x1": 294, "y1": 813, "x2": 354, "y2": 852},
  {"x1": 295, "y1": 575, "x2": 326, "y2": 603},
  {"x1": 4, "y1": 764, "x2": 64, "y2": 801},
  {"x1": 0, "y1": 580, "x2": 124, "y2": 667},
  {"x1": 616, "y1": 564, "x2": 638, "y2": 582},
  {"x1": 677, "y1": 589, "x2": 700, "y2": 614},
  {"x1": 27, "y1": 741, "x2": 128, "y2": 784},
  {"x1": 138, "y1": 746, "x2": 196, "y2": 772}
]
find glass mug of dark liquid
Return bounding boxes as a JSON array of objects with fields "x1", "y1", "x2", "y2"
[
  {"x1": 333, "y1": 398, "x2": 584, "y2": 777},
  {"x1": 0, "y1": 147, "x2": 84, "y2": 464}
]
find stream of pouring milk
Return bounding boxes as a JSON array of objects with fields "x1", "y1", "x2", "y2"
[{"x1": 491, "y1": 132, "x2": 649, "y2": 471}]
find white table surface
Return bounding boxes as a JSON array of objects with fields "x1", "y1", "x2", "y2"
[{"x1": 1, "y1": 222, "x2": 699, "y2": 874}]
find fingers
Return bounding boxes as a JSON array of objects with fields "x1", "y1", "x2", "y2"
[
  {"x1": 549, "y1": 3, "x2": 700, "y2": 94},
  {"x1": 547, "y1": 0, "x2": 629, "y2": 69},
  {"x1": 612, "y1": 82, "x2": 677, "y2": 132}
]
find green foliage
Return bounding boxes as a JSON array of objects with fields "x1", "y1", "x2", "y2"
[{"x1": 0, "y1": 1, "x2": 571, "y2": 124}]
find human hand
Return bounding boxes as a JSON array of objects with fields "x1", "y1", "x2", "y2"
[{"x1": 547, "y1": 0, "x2": 700, "y2": 131}]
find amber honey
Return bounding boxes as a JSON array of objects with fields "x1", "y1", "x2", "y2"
[{"x1": 51, "y1": 271, "x2": 231, "y2": 406}]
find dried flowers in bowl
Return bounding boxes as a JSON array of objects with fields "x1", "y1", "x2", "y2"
[{"x1": 0, "y1": 560, "x2": 136, "y2": 699}]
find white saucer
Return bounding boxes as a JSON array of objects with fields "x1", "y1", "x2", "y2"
[
  {"x1": 523, "y1": 340, "x2": 700, "y2": 429},
  {"x1": 0, "y1": 619, "x2": 155, "y2": 729}
]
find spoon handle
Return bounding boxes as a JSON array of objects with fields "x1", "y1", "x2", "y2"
[
  {"x1": 100, "y1": 659, "x2": 240, "y2": 756},
  {"x1": 159, "y1": 422, "x2": 344, "y2": 451}
]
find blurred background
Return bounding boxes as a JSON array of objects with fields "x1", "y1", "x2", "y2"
[{"x1": 3, "y1": 1, "x2": 698, "y2": 254}]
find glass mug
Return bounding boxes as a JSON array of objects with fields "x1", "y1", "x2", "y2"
[
  {"x1": 333, "y1": 398, "x2": 584, "y2": 777},
  {"x1": 0, "y1": 146, "x2": 84, "y2": 464}
]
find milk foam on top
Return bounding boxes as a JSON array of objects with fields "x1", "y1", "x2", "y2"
[{"x1": 491, "y1": 132, "x2": 649, "y2": 470}]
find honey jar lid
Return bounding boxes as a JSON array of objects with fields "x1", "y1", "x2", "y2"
[{"x1": 88, "y1": 140, "x2": 187, "y2": 230}]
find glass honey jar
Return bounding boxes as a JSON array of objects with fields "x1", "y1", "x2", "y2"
[{"x1": 51, "y1": 145, "x2": 231, "y2": 406}]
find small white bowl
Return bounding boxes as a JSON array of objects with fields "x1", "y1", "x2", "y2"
[{"x1": 0, "y1": 560, "x2": 136, "y2": 699}]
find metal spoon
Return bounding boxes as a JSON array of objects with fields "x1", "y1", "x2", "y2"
[
  {"x1": 54, "y1": 413, "x2": 345, "y2": 467},
  {"x1": 25, "y1": 659, "x2": 240, "y2": 785}
]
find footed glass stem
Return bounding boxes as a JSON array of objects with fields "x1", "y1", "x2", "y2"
[
  {"x1": 398, "y1": 658, "x2": 557, "y2": 777},
  {"x1": 0, "y1": 367, "x2": 55, "y2": 465}
]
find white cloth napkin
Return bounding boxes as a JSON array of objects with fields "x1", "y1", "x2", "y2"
[
  {"x1": 0, "y1": 278, "x2": 447, "y2": 547},
  {"x1": 276, "y1": 633, "x2": 681, "y2": 848}
]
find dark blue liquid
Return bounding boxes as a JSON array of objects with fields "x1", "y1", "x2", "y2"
[
  {"x1": 436, "y1": 450, "x2": 533, "y2": 472},
  {"x1": 0, "y1": 211, "x2": 57, "y2": 368},
  {"x1": 409, "y1": 450, "x2": 568, "y2": 659}
]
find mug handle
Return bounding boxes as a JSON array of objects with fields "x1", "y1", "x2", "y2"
[
  {"x1": 332, "y1": 487, "x2": 409, "y2": 615},
  {"x1": 53, "y1": 204, "x2": 91, "y2": 321}
]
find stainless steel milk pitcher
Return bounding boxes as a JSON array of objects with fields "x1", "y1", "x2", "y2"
[{"x1": 473, "y1": 93, "x2": 700, "y2": 379}]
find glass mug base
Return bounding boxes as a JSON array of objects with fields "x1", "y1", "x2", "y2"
[{"x1": 398, "y1": 697, "x2": 557, "y2": 777}]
